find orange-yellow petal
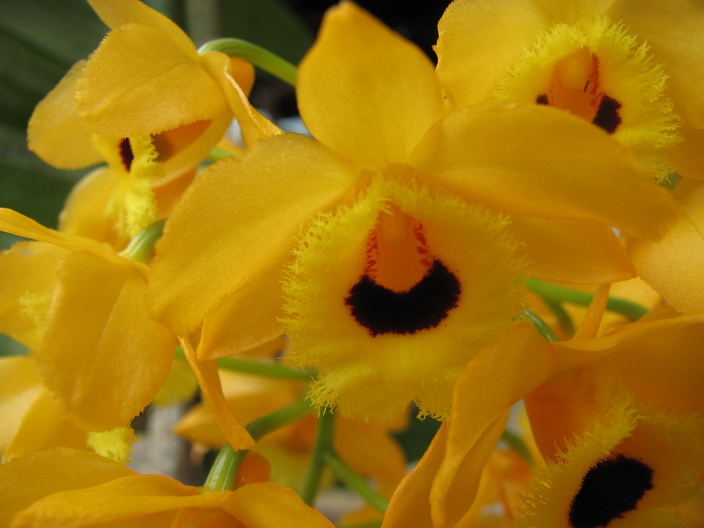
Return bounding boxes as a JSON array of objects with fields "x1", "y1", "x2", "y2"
[
  {"x1": 410, "y1": 103, "x2": 678, "y2": 240},
  {"x1": 75, "y1": 23, "x2": 227, "y2": 137},
  {"x1": 27, "y1": 60, "x2": 102, "y2": 169},
  {"x1": 0, "y1": 357, "x2": 44, "y2": 457},
  {"x1": 88, "y1": 0, "x2": 196, "y2": 55},
  {"x1": 37, "y1": 251, "x2": 174, "y2": 430},
  {"x1": 158, "y1": 112, "x2": 234, "y2": 181},
  {"x1": 668, "y1": 126, "x2": 704, "y2": 180},
  {"x1": 382, "y1": 425, "x2": 448, "y2": 528},
  {"x1": 608, "y1": 0, "x2": 704, "y2": 127},
  {"x1": 198, "y1": 272, "x2": 286, "y2": 360},
  {"x1": 0, "y1": 208, "x2": 121, "y2": 264},
  {"x1": 593, "y1": 310, "x2": 704, "y2": 418},
  {"x1": 201, "y1": 53, "x2": 281, "y2": 148},
  {"x1": 175, "y1": 371, "x2": 299, "y2": 449},
  {"x1": 0, "y1": 447, "x2": 135, "y2": 528},
  {"x1": 58, "y1": 168, "x2": 124, "y2": 247},
  {"x1": 430, "y1": 324, "x2": 557, "y2": 526},
  {"x1": 180, "y1": 337, "x2": 254, "y2": 450},
  {"x1": 436, "y1": 0, "x2": 549, "y2": 108},
  {"x1": 221, "y1": 482, "x2": 335, "y2": 528},
  {"x1": 297, "y1": 2, "x2": 443, "y2": 168},
  {"x1": 508, "y1": 217, "x2": 634, "y2": 284},
  {"x1": 0, "y1": 241, "x2": 66, "y2": 349},
  {"x1": 552, "y1": 307, "x2": 704, "y2": 372},
  {"x1": 530, "y1": 0, "x2": 615, "y2": 23},
  {"x1": 627, "y1": 183, "x2": 704, "y2": 312},
  {"x1": 4, "y1": 388, "x2": 88, "y2": 462},
  {"x1": 525, "y1": 369, "x2": 610, "y2": 458},
  {"x1": 572, "y1": 284, "x2": 610, "y2": 340},
  {"x1": 334, "y1": 419, "x2": 407, "y2": 495},
  {"x1": 151, "y1": 133, "x2": 357, "y2": 336},
  {"x1": 11, "y1": 474, "x2": 231, "y2": 527}
]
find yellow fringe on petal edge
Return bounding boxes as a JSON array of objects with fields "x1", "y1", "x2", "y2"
[
  {"x1": 283, "y1": 174, "x2": 526, "y2": 421},
  {"x1": 494, "y1": 15, "x2": 680, "y2": 180},
  {"x1": 87, "y1": 426, "x2": 139, "y2": 464}
]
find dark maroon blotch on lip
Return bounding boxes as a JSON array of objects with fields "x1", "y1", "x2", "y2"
[
  {"x1": 569, "y1": 454, "x2": 653, "y2": 528},
  {"x1": 345, "y1": 259, "x2": 461, "y2": 336},
  {"x1": 119, "y1": 138, "x2": 135, "y2": 172}
]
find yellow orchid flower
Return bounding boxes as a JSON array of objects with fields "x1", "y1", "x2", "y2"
[
  {"x1": 527, "y1": 305, "x2": 704, "y2": 458},
  {"x1": 515, "y1": 381, "x2": 704, "y2": 528},
  {"x1": 0, "y1": 448, "x2": 334, "y2": 528},
  {"x1": 150, "y1": 2, "x2": 677, "y2": 420},
  {"x1": 436, "y1": 0, "x2": 704, "y2": 179},
  {"x1": 0, "y1": 209, "x2": 177, "y2": 434},
  {"x1": 74, "y1": 0, "x2": 254, "y2": 140},
  {"x1": 382, "y1": 324, "x2": 557, "y2": 528},
  {"x1": 284, "y1": 178, "x2": 525, "y2": 419},
  {"x1": 384, "y1": 298, "x2": 704, "y2": 527},
  {"x1": 27, "y1": 0, "x2": 256, "y2": 245}
]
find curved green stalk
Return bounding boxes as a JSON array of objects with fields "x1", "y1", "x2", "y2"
[
  {"x1": 208, "y1": 146, "x2": 242, "y2": 161},
  {"x1": 204, "y1": 444, "x2": 247, "y2": 492},
  {"x1": 301, "y1": 410, "x2": 336, "y2": 505},
  {"x1": 199, "y1": 38, "x2": 297, "y2": 86},
  {"x1": 121, "y1": 219, "x2": 165, "y2": 262},
  {"x1": 522, "y1": 310, "x2": 560, "y2": 343},
  {"x1": 204, "y1": 398, "x2": 313, "y2": 491},
  {"x1": 175, "y1": 347, "x2": 315, "y2": 381},
  {"x1": 541, "y1": 298, "x2": 575, "y2": 338},
  {"x1": 217, "y1": 356, "x2": 316, "y2": 382},
  {"x1": 526, "y1": 278, "x2": 648, "y2": 321},
  {"x1": 323, "y1": 450, "x2": 389, "y2": 513}
]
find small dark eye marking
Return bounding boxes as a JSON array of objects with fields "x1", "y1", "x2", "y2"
[
  {"x1": 592, "y1": 95, "x2": 622, "y2": 134},
  {"x1": 345, "y1": 259, "x2": 461, "y2": 336},
  {"x1": 536, "y1": 94, "x2": 550, "y2": 105},
  {"x1": 119, "y1": 138, "x2": 135, "y2": 172},
  {"x1": 569, "y1": 455, "x2": 653, "y2": 528}
]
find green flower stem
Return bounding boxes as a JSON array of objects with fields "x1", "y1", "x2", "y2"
[
  {"x1": 217, "y1": 356, "x2": 316, "y2": 382},
  {"x1": 246, "y1": 398, "x2": 313, "y2": 440},
  {"x1": 204, "y1": 398, "x2": 313, "y2": 491},
  {"x1": 208, "y1": 146, "x2": 242, "y2": 161},
  {"x1": 541, "y1": 298, "x2": 575, "y2": 338},
  {"x1": 174, "y1": 347, "x2": 315, "y2": 381},
  {"x1": 301, "y1": 410, "x2": 336, "y2": 505},
  {"x1": 339, "y1": 523, "x2": 383, "y2": 528},
  {"x1": 522, "y1": 310, "x2": 560, "y2": 343},
  {"x1": 120, "y1": 219, "x2": 165, "y2": 262},
  {"x1": 323, "y1": 450, "x2": 390, "y2": 513},
  {"x1": 526, "y1": 278, "x2": 648, "y2": 321},
  {"x1": 501, "y1": 429, "x2": 534, "y2": 466},
  {"x1": 198, "y1": 38, "x2": 297, "y2": 86},
  {"x1": 204, "y1": 444, "x2": 247, "y2": 492}
]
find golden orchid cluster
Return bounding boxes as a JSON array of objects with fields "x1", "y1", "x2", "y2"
[{"x1": 1, "y1": 0, "x2": 704, "y2": 527}]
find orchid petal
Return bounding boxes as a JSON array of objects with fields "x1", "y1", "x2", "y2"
[
  {"x1": 298, "y1": 2, "x2": 443, "y2": 167},
  {"x1": 410, "y1": 103, "x2": 678, "y2": 239},
  {"x1": 37, "y1": 252, "x2": 174, "y2": 430},
  {"x1": 151, "y1": 133, "x2": 356, "y2": 336}
]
